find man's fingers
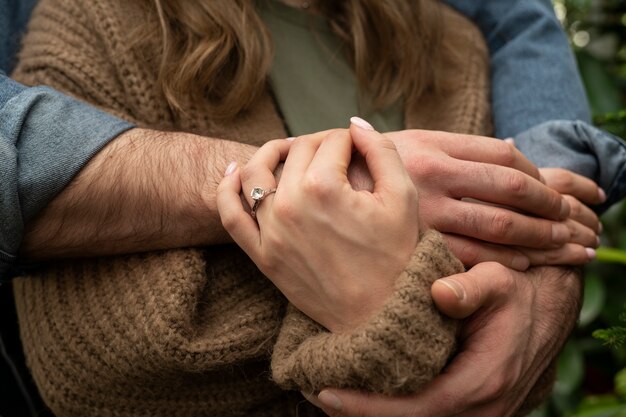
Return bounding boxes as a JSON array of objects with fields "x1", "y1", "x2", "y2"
[
  {"x1": 448, "y1": 162, "x2": 566, "y2": 221},
  {"x1": 417, "y1": 131, "x2": 541, "y2": 180},
  {"x1": 316, "y1": 341, "x2": 512, "y2": 417},
  {"x1": 540, "y1": 168, "x2": 606, "y2": 205},
  {"x1": 315, "y1": 389, "x2": 416, "y2": 417},
  {"x1": 216, "y1": 165, "x2": 260, "y2": 256},
  {"x1": 432, "y1": 262, "x2": 515, "y2": 319},
  {"x1": 443, "y1": 234, "x2": 529, "y2": 271}
]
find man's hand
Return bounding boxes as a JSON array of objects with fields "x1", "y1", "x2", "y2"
[
  {"x1": 350, "y1": 130, "x2": 600, "y2": 270},
  {"x1": 304, "y1": 264, "x2": 582, "y2": 417}
]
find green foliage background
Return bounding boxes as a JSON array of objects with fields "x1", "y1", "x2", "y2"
[{"x1": 531, "y1": 2, "x2": 626, "y2": 416}]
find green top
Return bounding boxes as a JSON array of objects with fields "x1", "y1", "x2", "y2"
[{"x1": 258, "y1": 0, "x2": 404, "y2": 136}]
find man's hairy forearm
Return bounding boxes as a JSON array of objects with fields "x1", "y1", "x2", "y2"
[{"x1": 20, "y1": 128, "x2": 258, "y2": 260}]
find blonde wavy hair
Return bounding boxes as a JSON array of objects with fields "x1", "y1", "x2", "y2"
[{"x1": 138, "y1": 0, "x2": 444, "y2": 120}]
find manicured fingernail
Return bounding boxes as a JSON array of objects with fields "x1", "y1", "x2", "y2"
[
  {"x1": 598, "y1": 188, "x2": 607, "y2": 203},
  {"x1": 286, "y1": 137, "x2": 296, "y2": 141},
  {"x1": 598, "y1": 222, "x2": 604, "y2": 234},
  {"x1": 586, "y1": 247, "x2": 597, "y2": 260},
  {"x1": 437, "y1": 278, "x2": 466, "y2": 301},
  {"x1": 552, "y1": 224, "x2": 570, "y2": 243},
  {"x1": 350, "y1": 116, "x2": 374, "y2": 131},
  {"x1": 504, "y1": 138, "x2": 515, "y2": 146},
  {"x1": 559, "y1": 197, "x2": 571, "y2": 220},
  {"x1": 318, "y1": 391, "x2": 343, "y2": 411},
  {"x1": 224, "y1": 161, "x2": 237, "y2": 176},
  {"x1": 512, "y1": 256, "x2": 530, "y2": 271}
]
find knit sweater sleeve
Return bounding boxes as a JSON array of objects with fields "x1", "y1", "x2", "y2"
[{"x1": 271, "y1": 230, "x2": 465, "y2": 395}]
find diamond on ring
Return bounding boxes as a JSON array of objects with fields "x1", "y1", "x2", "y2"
[
  {"x1": 251, "y1": 187, "x2": 267, "y2": 201},
  {"x1": 250, "y1": 187, "x2": 276, "y2": 218}
]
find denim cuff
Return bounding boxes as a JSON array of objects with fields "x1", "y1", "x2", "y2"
[
  {"x1": 515, "y1": 120, "x2": 626, "y2": 213},
  {"x1": 1, "y1": 83, "x2": 133, "y2": 282}
]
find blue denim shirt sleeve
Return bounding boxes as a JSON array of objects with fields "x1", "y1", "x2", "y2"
[
  {"x1": 443, "y1": 0, "x2": 626, "y2": 210},
  {"x1": 0, "y1": 75, "x2": 133, "y2": 281},
  {"x1": 515, "y1": 120, "x2": 626, "y2": 213},
  {"x1": 1, "y1": 0, "x2": 133, "y2": 281},
  {"x1": 442, "y1": 0, "x2": 592, "y2": 138}
]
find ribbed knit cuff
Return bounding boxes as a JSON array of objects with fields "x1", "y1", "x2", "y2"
[{"x1": 271, "y1": 230, "x2": 464, "y2": 395}]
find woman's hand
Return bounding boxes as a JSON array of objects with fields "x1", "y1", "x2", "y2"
[
  {"x1": 349, "y1": 130, "x2": 600, "y2": 270},
  {"x1": 540, "y1": 167, "x2": 604, "y2": 231},
  {"x1": 511, "y1": 168, "x2": 603, "y2": 265},
  {"x1": 217, "y1": 119, "x2": 419, "y2": 333}
]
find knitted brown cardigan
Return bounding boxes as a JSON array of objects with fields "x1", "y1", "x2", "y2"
[{"x1": 11, "y1": 0, "x2": 552, "y2": 416}]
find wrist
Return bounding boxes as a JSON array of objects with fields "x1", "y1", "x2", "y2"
[{"x1": 173, "y1": 132, "x2": 259, "y2": 246}]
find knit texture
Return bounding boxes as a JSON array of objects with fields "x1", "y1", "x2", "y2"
[
  {"x1": 8, "y1": 0, "x2": 557, "y2": 415},
  {"x1": 12, "y1": 248, "x2": 304, "y2": 417},
  {"x1": 272, "y1": 231, "x2": 463, "y2": 394}
]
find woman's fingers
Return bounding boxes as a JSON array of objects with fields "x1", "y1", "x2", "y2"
[
  {"x1": 540, "y1": 168, "x2": 606, "y2": 205},
  {"x1": 564, "y1": 194, "x2": 601, "y2": 233},
  {"x1": 518, "y1": 243, "x2": 596, "y2": 266},
  {"x1": 349, "y1": 118, "x2": 414, "y2": 198},
  {"x1": 442, "y1": 234, "x2": 530, "y2": 271},
  {"x1": 305, "y1": 129, "x2": 353, "y2": 189},
  {"x1": 216, "y1": 164, "x2": 261, "y2": 257},
  {"x1": 280, "y1": 130, "x2": 336, "y2": 193},
  {"x1": 448, "y1": 161, "x2": 567, "y2": 221},
  {"x1": 444, "y1": 233, "x2": 596, "y2": 268},
  {"x1": 436, "y1": 200, "x2": 571, "y2": 248},
  {"x1": 239, "y1": 139, "x2": 291, "y2": 216},
  {"x1": 563, "y1": 218, "x2": 599, "y2": 248}
]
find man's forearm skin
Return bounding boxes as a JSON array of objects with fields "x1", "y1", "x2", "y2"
[{"x1": 20, "y1": 129, "x2": 259, "y2": 260}]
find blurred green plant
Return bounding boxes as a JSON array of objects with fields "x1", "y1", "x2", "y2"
[
  {"x1": 529, "y1": 2, "x2": 626, "y2": 417},
  {"x1": 553, "y1": 0, "x2": 626, "y2": 115},
  {"x1": 593, "y1": 310, "x2": 626, "y2": 349}
]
